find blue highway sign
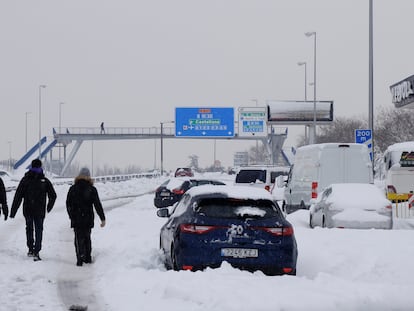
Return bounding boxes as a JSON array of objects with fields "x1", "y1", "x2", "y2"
[
  {"x1": 355, "y1": 129, "x2": 372, "y2": 144},
  {"x1": 355, "y1": 129, "x2": 373, "y2": 160},
  {"x1": 175, "y1": 107, "x2": 234, "y2": 137}
]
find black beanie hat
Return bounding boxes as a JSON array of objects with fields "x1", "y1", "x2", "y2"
[{"x1": 31, "y1": 159, "x2": 42, "y2": 168}]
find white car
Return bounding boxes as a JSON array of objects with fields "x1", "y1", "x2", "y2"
[
  {"x1": 309, "y1": 183, "x2": 392, "y2": 229},
  {"x1": 235, "y1": 166, "x2": 290, "y2": 192}
]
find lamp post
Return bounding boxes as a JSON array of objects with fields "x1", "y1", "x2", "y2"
[
  {"x1": 59, "y1": 102, "x2": 65, "y2": 134},
  {"x1": 305, "y1": 31, "x2": 316, "y2": 144},
  {"x1": 369, "y1": 0, "x2": 374, "y2": 166},
  {"x1": 38, "y1": 84, "x2": 47, "y2": 158},
  {"x1": 298, "y1": 61, "x2": 308, "y2": 144},
  {"x1": 153, "y1": 127, "x2": 157, "y2": 170},
  {"x1": 25, "y1": 111, "x2": 32, "y2": 152},
  {"x1": 297, "y1": 61, "x2": 307, "y2": 101},
  {"x1": 160, "y1": 121, "x2": 174, "y2": 176},
  {"x1": 251, "y1": 98, "x2": 259, "y2": 159},
  {"x1": 7, "y1": 141, "x2": 12, "y2": 171},
  {"x1": 91, "y1": 141, "x2": 94, "y2": 177},
  {"x1": 59, "y1": 102, "x2": 65, "y2": 163}
]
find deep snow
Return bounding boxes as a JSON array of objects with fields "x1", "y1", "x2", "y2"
[{"x1": 1, "y1": 173, "x2": 414, "y2": 311}]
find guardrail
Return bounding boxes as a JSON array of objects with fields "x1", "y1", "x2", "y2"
[
  {"x1": 93, "y1": 172, "x2": 161, "y2": 183},
  {"x1": 5, "y1": 172, "x2": 161, "y2": 192}
]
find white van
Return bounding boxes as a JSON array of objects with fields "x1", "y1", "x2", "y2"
[
  {"x1": 383, "y1": 142, "x2": 414, "y2": 195},
  {"x1": 282, "y1": 143, "x2": 373, "y2": 214}
]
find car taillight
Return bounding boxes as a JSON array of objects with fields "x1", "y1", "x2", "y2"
[
  {"x1": 264, "y1": 185, "x2": 271, "y2": 192},
  {"x1": 180, "y1": 224, "x2": 217, "y2": 234},
  {"x1": 172, "y1": 188, "x2": 185, "y2": 195},
  {"x1": 386, "y1": 204, "x2": 392, "y2": 209},
  {"x1": 259, "y1": 226, "x2": 294, "y2": 236},
  {"x1": 311, "y1": 182, "x2": 318, "y2": 199}
]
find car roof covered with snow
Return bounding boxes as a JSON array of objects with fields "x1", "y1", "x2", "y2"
[
  {"x1": 186, "y1": 185, "x2": 274, "y2": 200},
  {"x1": 322, "y1": 183, "x2": 391, "y2": 210}
]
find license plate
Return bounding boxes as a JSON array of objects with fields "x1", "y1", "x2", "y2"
[
  {"x1": 160, "y1": 192, "x2": 170, "y2": 197},
  {"x1": 221, "y1": 248, "x2": 258, "y2": 258}
]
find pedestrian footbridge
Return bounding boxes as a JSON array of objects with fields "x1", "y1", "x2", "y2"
[{"x1": 14, "y1": 126, "x2": 289, "y2": 176}]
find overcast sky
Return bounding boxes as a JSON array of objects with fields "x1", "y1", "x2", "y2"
[{"x1": 1, "y1": 0, "x2": 412, "y2": 171}]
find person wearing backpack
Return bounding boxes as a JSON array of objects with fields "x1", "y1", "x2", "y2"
[
  {"x1": 66, "y1": 167, "x2": 106, "y2": 266},
  {"x1": 10, "y1": 159, "x2": 57, "y2": 261}
]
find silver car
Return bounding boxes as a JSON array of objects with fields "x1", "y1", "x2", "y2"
[{"x1": 309, "y1": 183, "x2": 392, "y2": 229}]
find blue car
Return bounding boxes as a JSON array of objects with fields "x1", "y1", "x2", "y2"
[{"x1": 157, "y1": 185, "x2": 298, "y2": 275}]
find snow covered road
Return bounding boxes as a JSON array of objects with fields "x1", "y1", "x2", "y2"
[{"x1": 1, "y1": 175, "x2": 414, "y2": 310}]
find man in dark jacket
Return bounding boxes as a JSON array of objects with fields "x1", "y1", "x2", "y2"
[
  {"x1": 66, "y1": 167, "x2": 106, "y2": 266},
  {"x1": 0, "y1": 176, "x2": 8, "y2": 221},
  {"x1": 10, "y1": 159, "x2": 56, "y2": 261}
]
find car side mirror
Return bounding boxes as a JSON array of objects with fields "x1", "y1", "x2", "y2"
[{"x1": 156, "y1": 208, "x2": 170, "y2": 218}]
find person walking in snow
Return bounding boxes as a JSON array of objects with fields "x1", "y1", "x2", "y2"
[
  {"x1": 0, "y1": 177, "x2": 8, "y2": 221},
  {"x1": 66, "y1": 167, "x2": 106, "y2": 266},
  {"x1": 10, "y1": 159, "x2": 57, "y2": 261},
  {"x1": 100, "y1": 122, "x2": 105, "y2": 134}
]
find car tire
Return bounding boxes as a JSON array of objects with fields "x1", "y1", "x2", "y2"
[
  {"x1": 160, "y1": 238, "x2": 171, "y2": 270},
  {"x1": 309, "y1": 214, "x2": 314, "y2": 229},
  {"x1": 171, "y1": 245, "x2": 179, "y2": 271},
  {"x1": 322, "y1": 215, "x2": 326, "y2": 228}
]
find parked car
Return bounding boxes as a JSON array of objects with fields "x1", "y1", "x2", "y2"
[
  {"x1": 174, "y1": 167, "x2": 194, "y2": 177},
  {"x1": 153, "y1": 178, "x2": 225, "y2": 208},
  {"x1": 234, "y1": 165, "x2": 290, "y2": 192},
  {"x1": 157, "y1": 185, "x2": 298, "y2": 275},
  {"x1": 309, "y1": 183, "x2": 392, "y2": 229}
]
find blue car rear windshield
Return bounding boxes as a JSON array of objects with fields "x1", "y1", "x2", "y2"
[{"x1": 195, "y1": 198, "x2": 280, "y2": 219}]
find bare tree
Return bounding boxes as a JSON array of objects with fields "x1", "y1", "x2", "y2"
[
  {"x1": 248, "y1": 142, "x2": 269, "y2": 165},
  {"x1": 315, "y1": 116, "x2": 366, "y2": 144},
  {"x1": 374, "y1": 106, "x2": 414, "y2": 152},
  {"x1": 188, "y1": 154, "x2": 199, "y2": 170}
]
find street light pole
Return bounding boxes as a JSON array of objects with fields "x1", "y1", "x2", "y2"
[
  {"x1": 297, "y1": 61, "x2": 307, "y2": 101},
  {"x1": 298, "y1": 61, "x2": 308, "y2": 144},
  {"x1": 59, "y1": 102, "x2": 65, "y2": 163},
  {"x1": 305, "y1": 32, "x2": 316, "y2": 144},
  {"x1": 59, "y1": 102, "x2": 65, "y2": 134},
  {"x1": 38, "y1": 84, "x2": 47, "y2": 158},
  {"x1": 369, "y1": 0, "x2": 374, "y2": 166},
  {"x1": 251, "y1": 98, "x2": 259, "y2": 160},
  {"x1": 25, "y1": 111, "x2": 32, "y2": 152},
  {"x1": 160, "y1": 122, "x2": 164, "y2": 176},
  {"x1": 7, "y1": 141, "x2": 12, "y2": 171},
  {"x1": 160, "y1": 121, "x2": 174, "y2": 176}
]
